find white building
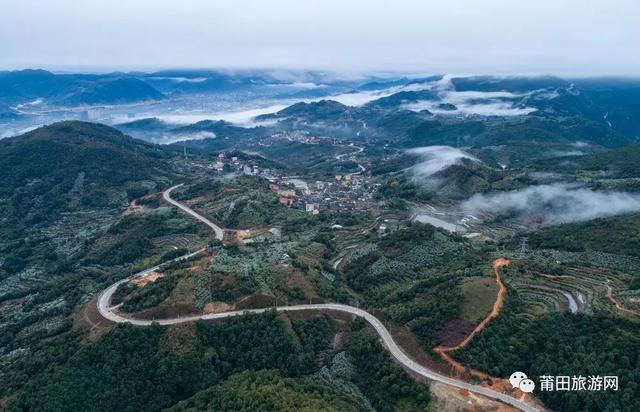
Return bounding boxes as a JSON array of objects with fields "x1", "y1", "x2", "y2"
[{"x1": 305, "y1": 203, "x2": 319, "y2": 214}]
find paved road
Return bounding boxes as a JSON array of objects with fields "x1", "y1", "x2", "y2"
[
  {"x1": 163, "y1": 184, "x2": 224, "y2": 241},
  {"x1": 97, "y1": 184, "x2": 539, "y2": 412}
]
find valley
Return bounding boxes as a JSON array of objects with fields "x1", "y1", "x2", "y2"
[
  {"x1": 2, "y1": 1, "x2": 639, "y2": 410},
  {"x1": 2, "y1": 73, "x2": 640, "y2": 412}
]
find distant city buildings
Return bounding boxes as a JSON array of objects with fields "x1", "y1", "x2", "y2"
[{"x1": 81, "y1": 108, "x2": 102, "y2": 121}]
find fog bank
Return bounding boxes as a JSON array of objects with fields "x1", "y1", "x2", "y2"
[
  {"x1": 462, "y1": 184, "x2": 640, "y2": 224},
  {"x1": 407, "y1": 146, "x2": 479, "y2": 179}
]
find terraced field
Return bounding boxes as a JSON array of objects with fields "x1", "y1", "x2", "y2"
[
  {"x1": 499, "y1": 250, "x2": 637, "y2": 319},
  {"x1": 152, "y1": 234, "x2": 203, "y2": 251}
]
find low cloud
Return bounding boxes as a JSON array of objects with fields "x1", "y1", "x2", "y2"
[
  {"x1": 329, "y1": 89, "x2": 400, "y2": 106},
  {"x1": 151, "y1": 104, "x2": 290, "y2": 126},
  {"x1": 165, "y1": 131, "x2": 216, "y2": 144},
  {"x1": 462, "y1": 183, "x2": 640, "y2": 224},
  {"x1": 400, "y1": 75, "x2": 537, "y2": 116},
  {"x1": 149, "y1": 76, "x2": 208, "y2": 83},
  {"x1": 404, "y1": 99, "x2": 536, "y2": 116},
  {"x1": 408, "y1": 146, "x2": 479, "y2": 178}
]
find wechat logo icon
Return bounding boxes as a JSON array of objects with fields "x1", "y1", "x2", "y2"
[{"x1": 510, "y1": 371, "x2": 535, "y2": 393}]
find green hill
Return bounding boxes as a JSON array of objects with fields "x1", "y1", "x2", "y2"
[
  {"x1": 0, "y1": 121, "x2": 172, "y2": 228},
  {"x1": 578, "y1": 144, "x2": 640, "y2": 178},
  {"x1": 257, "y1": 100, "x2": 351, "y2": 122},
  {"x1": 397, "y1": 116, "x2": 627, "y2": 149},
  {"x1": 528, "y1": 213, "x2": 640, "y2": 257},
  {"x1": 116, "y1": 117, "x2": 172, "y2": 132}
]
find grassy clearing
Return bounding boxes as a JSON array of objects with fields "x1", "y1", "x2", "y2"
[{"x1": 460, "y1": 277, "x2": 497, "y2": 323}]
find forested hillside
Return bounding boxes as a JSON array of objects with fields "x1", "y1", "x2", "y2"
[
  {"x1": 2, "y1": 312, "x2": 430, "y2": 412},
  {"x1": 456, "y1": 293, "x2": 640, "y2": 412},
  {"x1": 528, "y1": 213, "x2": 640, "y2": 258},
  {"x1": 0, "y1": 121, "x2": 172, "y2": 228}
]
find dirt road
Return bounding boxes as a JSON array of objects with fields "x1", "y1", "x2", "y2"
[{"x1": 96, "y1": 191, "x2": 538, "y2": 412}]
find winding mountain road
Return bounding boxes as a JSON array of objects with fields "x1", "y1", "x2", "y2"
[
  {"x1": 97, "y1": 183, "x2": 539, "y2": 412},
  {"x1": 163, "y1": 184, "x2": 224, "y2": 241}
]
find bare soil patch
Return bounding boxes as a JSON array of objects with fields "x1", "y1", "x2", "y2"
[
  {"x1": 78, "y1": 295, "x2": 114, "y2": 342},
  {"x1": 285, "y1": 269, "x2": 317, "y2": 298},
  {"x1": 235, "y1": 294, "x2": 277, "y2": 309},
  {"x1": 437, "y1": 318, "x2": 476, "y2": 347},
  {"x1": 203, "y1": 301, "x2": 234, "y2": 313},
  {"x1": 390, "y1": 326, "x2": 452, "y2": 377},
  {"x1": 608, "y1": 285, "x2": 640, "y2": 317},
  {"x1": 430, "y1": 381, "x2": 518, "y2": 412},
  {"x1": 131, "y1": 271, "x2": 164, "y2": 287},
  {"x1": 131, "y1": 303, "x2": 202, "y2": 320}
]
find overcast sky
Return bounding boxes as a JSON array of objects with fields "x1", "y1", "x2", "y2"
[{"x1": 1, "y1": 0, "x2": 639, "y2": 76}]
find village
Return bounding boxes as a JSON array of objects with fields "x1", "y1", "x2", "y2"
[{"x1": 205, "y1": 151, "x2": 378, "y2": 215}]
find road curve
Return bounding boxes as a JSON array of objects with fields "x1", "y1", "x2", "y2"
[
  {"x1": 97, "y1": 184, "x2": 539, "y2": 412},
  {"x1": 163, "y1": 184, "x2": 224, "y2": 241}
]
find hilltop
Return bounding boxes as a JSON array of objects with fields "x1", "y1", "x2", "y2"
[{"x1": 0, "y1": 121, "x2": 173, "y2": 227}]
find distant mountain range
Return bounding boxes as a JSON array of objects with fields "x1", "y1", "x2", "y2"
[
  {"x1": 0, "y1": 68, "x2": 365, "y2": 112},
  {"x1": 252, "y1": 76, "x2": 640, "y2": 142},
  {"x1": 0, "y1": 69, "x2": 163, "y2": 107},
  {"x1": 3, "y1": 70, "x2": 640, "y2": 155}
]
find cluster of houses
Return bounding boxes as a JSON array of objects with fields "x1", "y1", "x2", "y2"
[
  {"x1": 208, "y1": 152, "x2": 377, "y2": 215},
  {"x1": 269, "y1": 174, "x2": 377, "y2": 214}
]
